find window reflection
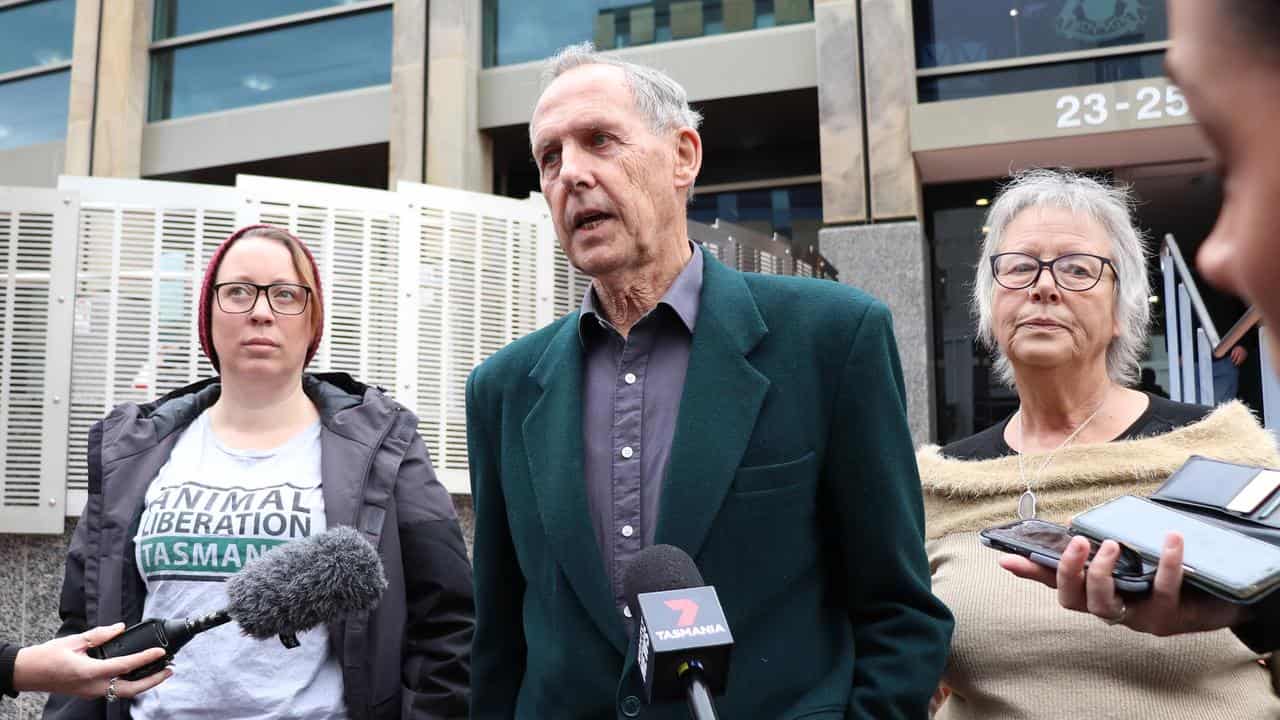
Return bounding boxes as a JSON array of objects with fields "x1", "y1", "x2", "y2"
[
  {"x1": 0, "y1": 71, "x2": 71, "y2": 150},
  {"x1": 918, "y1": 50, "x2": 1166, "y2": 102},
  {"x1": 926, "y1": 180, "x2": 1010, "y2": 444},
  {"x1": 688, "y1": 183, "x2": 822, "y2": 254},
  {"x1": 914, "y1": 0, "x2": 1168, "y2": 69},
  {"x1": 0, "y1": 0, "x2": 76, "y2": 76},
  {"x1": 483, "y1": 0, "x2": 815, "y2": 68},
  {"x1": 153, "y1": 0, "x2": 366, "y2": 41},
  {"x1": 148, "y1": 9, "x2": 392, "y2": 121}
]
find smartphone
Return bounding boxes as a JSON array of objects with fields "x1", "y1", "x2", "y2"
[
  {"x1": 980, "y1": 518, "x2": 1154, "y2": 593},
  {"x1": 1071, "y1": 495, "x2": 1280, "y2": 604}
]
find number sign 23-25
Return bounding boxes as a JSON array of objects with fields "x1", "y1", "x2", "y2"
[{"x1": 1056, "y1": 86, "x2": 1189, "y2": 129}]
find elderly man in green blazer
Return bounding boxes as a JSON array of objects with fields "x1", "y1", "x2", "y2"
[{"x1": 466, "y1": 43, "x2": 953, "y2": 720}]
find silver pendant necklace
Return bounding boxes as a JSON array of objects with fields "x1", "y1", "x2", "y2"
[{"x1": 1015, "y1": 393, "x2": 1108, "y2": 519}]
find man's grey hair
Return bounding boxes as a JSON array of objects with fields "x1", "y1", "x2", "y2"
[
  {"x1": 539, "y1": 42, "x2": 703, "y2": 136},
  {"x1": 536, "y1": 43, "x2": 703, "y2": 199},
  {"x1": 973, "y1": 168, "x2": 1151, "y2": 387}
]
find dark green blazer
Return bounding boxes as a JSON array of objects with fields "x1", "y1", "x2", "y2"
[{"x1": 466, "y1": 251, "x2": 952, "y2": 719}]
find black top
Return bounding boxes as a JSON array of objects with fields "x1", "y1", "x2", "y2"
[
  {"x1": 941, "y1": 392, "x2": 1212, "y2": 461},
  {"x1": 1, "y1": 640, "x2": 17, "y2": 698}
]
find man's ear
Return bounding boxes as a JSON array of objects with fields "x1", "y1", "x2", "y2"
[{"x1": 673, "y1": 127, "x2": 703, "y2": 193}]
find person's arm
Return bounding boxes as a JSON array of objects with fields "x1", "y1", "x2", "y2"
[
  {"x1": 395, "y1": 423, "x2": 475, "y2": 719},
  {"x1": 11, "y1": 625, "x2": 169, "y2": 699},
  {"x1": 465, "y1": 371, "x2": 527, "y2": 719},
  {"x1": 825, "y1": 303, "x2": 954, "y2": 719}
]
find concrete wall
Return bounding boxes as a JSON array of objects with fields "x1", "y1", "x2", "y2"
[{"x1": 0, "y1": 143, "x2": 67, "y2": 189}]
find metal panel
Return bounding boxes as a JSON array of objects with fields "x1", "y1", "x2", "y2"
[
  {"x1": 1262, "y1": 335, "x2": 1280, "y2": 441},
  {"x1": 396, "y1": 181, "x2": 555, "y2": 493},
  {"x1": 1178, "y1": 285, "x2": 1196, "y2": 405},
  {"x1": 0, "y1": 187, "x2": 77, "y2": 533},
  {"x1": 56, "y1": 176, "x2": 243, "y2": 517},
  {"x1": 1196, "y1": 327, "x2": 1214, "y2": 407},
  {"x1": 1161, "y1": 249, "x2": 1181, "y2": 402}
]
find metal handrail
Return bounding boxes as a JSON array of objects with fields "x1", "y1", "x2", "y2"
[
  {"x1": 1162, "y1": 234, "x2": 1222, "y2": 349},
  {"x1": 1215, "y1": 306, "x2": 1261, "y2": 359}
]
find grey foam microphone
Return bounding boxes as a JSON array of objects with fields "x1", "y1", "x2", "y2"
[
  {"x1": 88, "y1": 526, "x2": 387, "y2": 680},
  {"x1": 623, "y1": 544, "x2": 733, "y2": 720}
]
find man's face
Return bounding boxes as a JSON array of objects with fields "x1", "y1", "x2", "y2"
[
  {"x1": 1168, "y1": 0, "x2": 1280, "y2": 357},
  {"x1": 530, "y1": 64, "x2": 700, "y2": 279}
]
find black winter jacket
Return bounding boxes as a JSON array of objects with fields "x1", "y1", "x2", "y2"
[{"x1": 44, "y1": 373, "x2": 473, "y2": 719}]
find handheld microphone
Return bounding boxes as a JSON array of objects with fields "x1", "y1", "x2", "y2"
[
  {"x1": 622, "y1": 544, "x2": 733, "y2": 720},
  {"x1": 88, "y1": 526, "x2": 387, "y2": 680}
]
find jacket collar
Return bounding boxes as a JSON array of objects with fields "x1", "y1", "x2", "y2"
[
  {"x1": 100, "y1": 372, "x2": 397, "y2": 532},
  {"x1": 523, "y1": 250, "x2": 769, "y2": 652}
]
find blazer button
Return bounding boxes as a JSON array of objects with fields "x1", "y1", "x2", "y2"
[{"x1": 620, "y1": 695, "x2": 641, "y2": 717}]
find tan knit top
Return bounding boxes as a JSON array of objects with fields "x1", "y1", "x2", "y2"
[{"x1": 920, "y1": 402, "x2": 1280, "y2": 719}]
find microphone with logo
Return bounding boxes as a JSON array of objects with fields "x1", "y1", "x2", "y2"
[
  {"x1": 88, "y1": 525, "x2": 387, "y2": 680},
  {"x1": 622, "y1": 544, "x2": 733, "y2": 720}
]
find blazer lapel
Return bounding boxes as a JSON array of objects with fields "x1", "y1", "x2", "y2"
[
  {"x1": 523, "y1": 315, "x2": 627, "y2": 653},
  {"x1": 656, "y1": 254, "x2": 770, "y2": 558}
]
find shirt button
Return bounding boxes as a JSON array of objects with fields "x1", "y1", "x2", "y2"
[
  {"x1": 621, "y1": 695, "x2": 641, "y2": 717},
  {"x1": 621, "y1": 446, "x2": 634, "y2": 459},
  {"x1": 624, "y1": 372, "x2": 637, "y2": 384},
  {"x1": 621, "y1": 524, "x2": 635, "y2": 538}
]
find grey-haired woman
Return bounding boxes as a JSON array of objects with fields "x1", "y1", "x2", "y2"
[{"x1": 918, "y1": 168, "x2": 1280, "y2": 718}]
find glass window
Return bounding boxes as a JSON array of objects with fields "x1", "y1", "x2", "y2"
[
  {"x1": 153, "y1": 0, "x2": 367, "y2": 40},
  {"x1": 914, "y1": 0, "x2": 1168, "y2": 70},
  {"x1": 0, "y1": 70, "x2": 71, "y2": 150},
  {"x1": 688, "y1": 182, "x2": 822, "y2": 252},
  {"x1": 0, "y1": 0, "x2": 76, "y2": 76},
  {"x1": 918, "y1": 50, "x2": 1165, "y2": 102},
  {"x1": 925, "y1": 180, "x2": 1013, "y2": 444},
  {"x1": 148, "y1": 9, "x2": 392, "y2": 121},
  {"x1": 483, "y1": 0, "x2": 815, "y2": 68}
]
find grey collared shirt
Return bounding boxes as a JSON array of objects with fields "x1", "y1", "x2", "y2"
[{"x1": 579, "y1": 244, "x2": 703, "y2": 614}]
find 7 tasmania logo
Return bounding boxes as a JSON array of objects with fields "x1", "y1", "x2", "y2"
[
  {"x1": 664, "y1": 598, "x2": 699, "y2": 626},
  {"x1": 654, "y1": 597, "x2": 727, "y2": 642}
]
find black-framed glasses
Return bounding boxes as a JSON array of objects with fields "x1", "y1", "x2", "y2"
[
  {"x1": 213, "y1": 282, "x2": 311, "y2": 315},
  {"x1": 990, "y1": 252, "x2": 1117, "y2": 292}
]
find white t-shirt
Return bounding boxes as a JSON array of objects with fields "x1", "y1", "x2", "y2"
[{"x1": 131, "y1": 411, "x2": 349, "y2": 720}]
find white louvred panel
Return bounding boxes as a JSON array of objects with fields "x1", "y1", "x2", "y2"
[
  {"x1": 397, "y1": 183, "x2": 553, "y2": 493},
  {"x1": 236, "y1": 176, "x2": 403, "y2": 397},
  {"x1": 0, "y1": 188, "x2": 77, "y2": 533},
  {"x1": 551, "y1": 241, "x2": 593, "y2": 318},
  {"x1": 56, "y1": 177, "x2": 243, "y2": 517}
]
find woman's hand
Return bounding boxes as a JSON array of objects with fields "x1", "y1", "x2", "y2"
[
  {"x1": 1000, "y1": 533, "x2": 1248, "y2": 635},
  {"x1": 12, "y1": 623, "x2": 172, "y2": 699}
]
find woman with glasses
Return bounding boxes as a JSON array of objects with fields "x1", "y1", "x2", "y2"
[
  {"x1": 916, "y1": 169, "x2": 1280, "y2": 718},
  {"x1": 45, "y1": 224, "x2": 473, "y2": 720}
]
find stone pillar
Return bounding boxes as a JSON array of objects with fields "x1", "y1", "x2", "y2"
[
  {"x1": 822, "y1": 222, "x2": 935, "y2": 445},
  {"x1": 389, "y1": 0, "x2": 428, "y2": 187},
  {"x1": 90, "y1": 0, "x2": 152, "y2": 178},
  {"x1": 860, "y1": 0, "x2": 919, "y2": 220},
  {"x1": 816, "y1": 0, "x2": 934, "y2": 442},
  {"x1": 63, "y1": 0, "x2": 103, "y2": 176},
  {"x1": 815, "y1": 0, "x2": 867, "y2": 225},
  {"x1": 426, "y1": 0, "x2": 492, "y2": 192}
]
